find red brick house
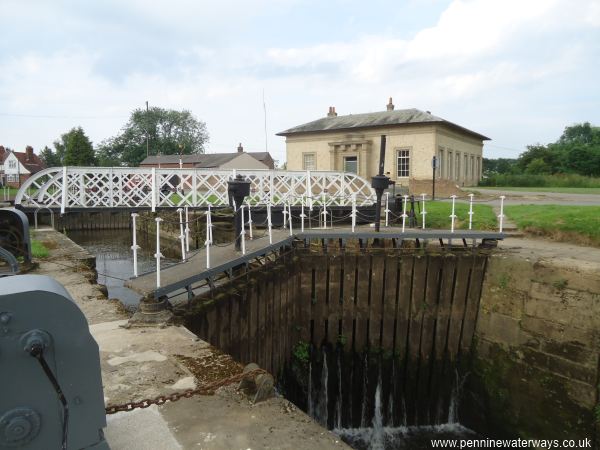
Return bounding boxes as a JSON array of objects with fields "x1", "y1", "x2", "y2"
[{"x1": 0, "y1": 145, "x2": 46, "y2": 187}]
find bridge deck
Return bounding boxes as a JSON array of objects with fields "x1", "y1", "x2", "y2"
[{"x1": 125, "y1": 227, "x2": 503, "y2": 299}]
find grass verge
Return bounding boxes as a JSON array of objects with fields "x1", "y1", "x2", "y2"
[
  {"x1": 423, "y1": 201, "x2": 497, "y2": 231},
  {"x1": 505, "y1": 205, "x2": 600, "y2": 247},
  {"x1": 30, "y1": 239, "x2": 50, "y2": 258},
  {"x1": 480, "y1": 173, "x2": 600, "y2": 188},
  {"x1": 474, "y1": 186, "x2": 600, "y2": 195}
]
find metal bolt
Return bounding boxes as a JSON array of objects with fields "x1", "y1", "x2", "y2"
[{"x1": 0, "y1": 312, "x2": 11, "y2": 324}]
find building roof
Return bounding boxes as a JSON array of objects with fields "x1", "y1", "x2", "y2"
[
  {"x1": 139, "y1": 152, "x2": 272, "y2": 168},
  {"x1": 276, "y1": 108, "x2": 490, "y2": 141},
  {"x1": 0, "y1": 147, "x2": 46, "y2": 173}
]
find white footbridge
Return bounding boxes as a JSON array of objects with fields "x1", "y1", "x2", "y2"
[{"x1": 14, "y1": 167, "x2": 376, "y2": 212}]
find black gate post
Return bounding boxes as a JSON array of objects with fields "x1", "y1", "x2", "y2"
[
  {"x1": 371, "y1": 135, "x2": 391, "y2": 232},
  {"x1": 228, "y1": 175, "x2": 251, "y2": 251}
]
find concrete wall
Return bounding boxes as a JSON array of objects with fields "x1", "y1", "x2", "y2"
[
  {"x1": 467, "y1": 247, "x2": 600, "y2": 440},
  {"x1": 285, "y1": 124, "x2": 483, "y2": 187}
]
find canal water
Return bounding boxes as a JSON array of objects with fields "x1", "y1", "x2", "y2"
[{"x1": 67, "y1": 229, "x2": 176, "y2": 307}]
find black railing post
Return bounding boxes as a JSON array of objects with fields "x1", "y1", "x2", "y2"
[
  {"x1": 228, "y1": 175, "x2": 251, "y2": 251},
  {"x1": 371, "y1": 135, "x2": 391, "y2": 232}
]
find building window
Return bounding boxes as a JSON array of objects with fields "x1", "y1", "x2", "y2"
[
  {"x1": 343, "y1": 156, "x2": 358, "y2": 174},
  {"x1": 448, "y1": 151, "x2": 453, "y2": 180},
  {"x1": 464, "y1": 154, "x2": 468, "y2": 180},
  {"x1": 471, "y1": 155, "x2": 475, "y2": 179},
  {"x1": 438, "y1": 147, "x2": 444, "y2": 178},
  {"x1": 303, "y1": 153, "x2": 316, "y2": 171},
  {"x1": 8, "y1": 160, "x2": 16, "y2": 169},
  {"x1": 7, "y1": 174, "x2": 18, "y2": 182},
  {"x1": 396, "y1": 149, "x2": 410, "y2": 177}
]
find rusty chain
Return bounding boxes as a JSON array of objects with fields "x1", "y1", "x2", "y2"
[{"x1": 105, "y1": 368, "x2": 267, "y2": 415}]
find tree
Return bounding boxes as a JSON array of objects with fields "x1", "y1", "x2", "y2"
[
  {"x1": 525, "y1": 157, "x2": 551, "y2": 174},
  {"x1": 39, "y1": 145, "x2": 61, "y2": 167},
  {"x1": 483, "y1": 157, "x2": 517, "y2": 176},
  {"x1": 98, "y1": 107, "x2": 209, "y2": 166},
  {"x1": 55, "y1": 127, "x2": 96, "y2": 166}
]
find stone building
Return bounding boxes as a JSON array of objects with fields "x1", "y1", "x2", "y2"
[{"x1": 277, "y1": 99, "x2": 489, "y2": 190}]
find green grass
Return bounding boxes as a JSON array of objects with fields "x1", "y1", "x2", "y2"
[
  {"x1": 480, "y1": 173, "x2": 600, "y2": 188},
  {"x1": 473, "y1": 186, "x2": 600, "y2": 194},
  {"x1": 505, "y1": 205, "x2": 600, "y2": 246},
  {"x1": 30, "y1": 240, "x2": 50, "y2": 258},
  {"x1": 423, "y1": 201, "x2": 497, "y2": 231}
]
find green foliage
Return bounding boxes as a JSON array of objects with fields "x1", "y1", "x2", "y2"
[
  {"x1": 38, "y1": 145, "x2": 61, "y2": 167},
  {"x1": 483, "y1": 122, "x2": 600, "y2": 181},
  {"x1": 56, "y1": 127, "x2": 96, "y2": 166},
  {"x1": 97, "y1": 107, "x2": 209, "y2": 166},
  {"x1": 483, "y1": 157, "x2": 518, "y2": 176},
  {"x1": 30, "y1": 240, "x2": 49, "y2": 258},
  {"x1": 505, "y1": 205, "x2": 600, "y2": 246},
  {"x1": 498, "y1": 273, "x2": 511, "y2": 290},
  {"x1": 552, "y1": 279, "x2": 568, "y2": 290},
  {"x1": 525, "y1": 157, "x2": 550, "y2": 174},
  {"x1": 479, "y1": 173, "x2": 600, "y2": 188},
  {"x1": 292, "y1": 341, "x2": 310, "y2": 365}
]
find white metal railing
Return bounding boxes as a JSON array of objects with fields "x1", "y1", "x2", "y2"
[{"x1": 14, "y1": 167, "x2": 376, "y2": 212}]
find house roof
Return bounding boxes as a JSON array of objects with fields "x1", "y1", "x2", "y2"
[
  {"x1": 248, "y1": 152, "x2": 272, "y2": 162},
  {"x1": 1, "y1": 147, "x2": 46, "y2": 173},
  {"x1": 140, "y1": 152, "x2": 272, "y2": 168},
  {"x1": 276, "y1": 108, "x2": 490, "y2": 141}
]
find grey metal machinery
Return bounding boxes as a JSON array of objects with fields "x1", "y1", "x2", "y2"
[
  {"x1": 0, "y1": 275, "x2": 110, "y2": 449},
  {"x1": 0, "y1": 208, "x2": 32, "y2": 275}
]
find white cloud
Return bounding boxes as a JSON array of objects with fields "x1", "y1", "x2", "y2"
[{"x1": 0, "y1": 0, "x2": 598, "y2": 161}]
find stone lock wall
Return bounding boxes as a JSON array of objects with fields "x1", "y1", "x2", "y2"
[{"x1": 467, "y1": 250, "x2": 600, "y2": 441}]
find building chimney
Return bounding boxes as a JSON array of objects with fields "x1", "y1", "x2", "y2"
[
  {"x1": 237, "y1": 143, "x2": 244, "y2": 153},
  {"x1": 386, "y1": 97, "x2": 394, "y2": 111},
  {"x1": 327, "y1": 106, "x2": 337, "y2": 117},
  {"x1": 25, "y1": 145, "x2": 33, "y2": 162}
]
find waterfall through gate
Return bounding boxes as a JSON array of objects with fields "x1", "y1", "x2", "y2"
[{"x1": 282, "y1": 344, "x2": 478, "y2": 450}]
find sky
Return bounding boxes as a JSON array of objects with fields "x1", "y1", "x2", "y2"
[{"x1": 0, "y1": 0, "x2": 599, "y2": 165}]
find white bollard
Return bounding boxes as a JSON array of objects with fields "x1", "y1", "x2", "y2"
[
  {"x1": 450, "y1": 195, "x2": 457, "y2": 233},
  {"x1": 177, "y1": 208, "x2": 186, "y2": 261},
  {"x1": 267, "y1": 202, "x2": 273, "y2": 244},
  {"x1": 421, "y1": 194, "x2": 427, "y2": 230},
  {"x1": 300, "y1": 195, "x2": 306, "y2": 233},
  {"x1": 206, "y1": 206, "x2": 212, "y2": 269},
  {"x1": 402, "y1": 194, "x2": 408, "y2": 233},
  {"x1": 131, "y1": 213, "x2": 140, "y2": 277},
  {"x1": 288, "y1": 202, "x2": 293, "y2": 236},
  {"x1": 184, "y1": 205, "x2": 190, "y2": 253},
  {"x1": 247, "y1": 201, "x2": 253, "y2": 240},
  {"x1": 240, "y1": 205, "x2": 246, "y2": 255},
  {"x1": 468, "y1": 194, "x2": 474, "y2": 230},
  {"x1": 154, "y1": 217, "x2": 163, "y2": 288},
  {"x1": 322, "y1": 193, "x2": 328, "y2": 229},
  {"x1": 282, "y1": 203, "x2": 288, "y2": 229},
  {"x1": 351, "y1": 193, "x2": 357, "y2": 233},
  {"x1": 385, "y1": 192, "x2": 390, "y2": 227},
  {"x1": 498, "y1": 196, "x2": 506, "y2": 233}
]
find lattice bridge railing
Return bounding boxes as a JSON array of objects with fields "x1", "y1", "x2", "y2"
[{"x1": 15, "y1": 167, "x2": 376, "y2": 212}]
